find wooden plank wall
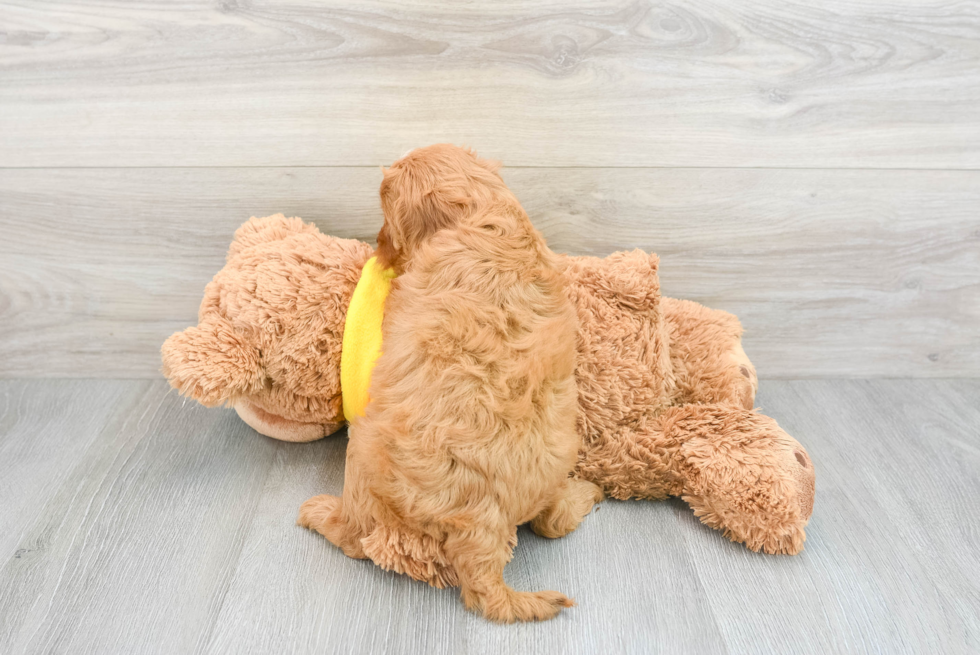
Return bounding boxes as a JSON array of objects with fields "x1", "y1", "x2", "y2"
[{"x1": 1, "y1": 0, "x2": 978, "y2": 377}]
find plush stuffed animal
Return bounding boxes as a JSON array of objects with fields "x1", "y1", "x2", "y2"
[{"x1": 162, "y1": 214, "x2": 815, "y2": 560}]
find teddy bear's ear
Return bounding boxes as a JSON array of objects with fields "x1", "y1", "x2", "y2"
[
  {"x1": 226, "y1": 213, "x2": 320, "y2": 261},
  {"x1": 161, "y1": 316, "x2": 263, "y2": 407}
]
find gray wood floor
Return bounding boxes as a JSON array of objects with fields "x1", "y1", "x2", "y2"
[{"x1": 1, "y1": 379, "x2": 978, "y2": 654}]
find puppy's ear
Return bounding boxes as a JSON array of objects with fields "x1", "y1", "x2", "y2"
[
  {"x1": 161, "y1": 316, "x2": 263, "y2": 407},
  {"x1": 377, "y1": 161, "x2": 471, "y2": 271},
  {"x1": 376, "y1": 167, "x2": 402, "y2": 269},
  {"x1": 375, "y1": 220, "x2": 399, "y2": 271}
]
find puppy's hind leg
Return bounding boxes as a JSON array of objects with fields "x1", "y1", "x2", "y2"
[
  {"x1": 446, "y1": 527, "x2": 573, "y2": 623},
  {"x1": 531, "y1": 476, "x2": 603, "y2": 539},
  {"x1": 297, "y1": 494, "x2": 367, "y2": 559}
]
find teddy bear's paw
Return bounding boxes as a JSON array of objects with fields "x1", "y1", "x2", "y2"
[
  {"x1": 678, "y1": 408, "x2": 815, "y2": 555},
  {"x1": 686, "y1": 493, "x2": 808, "y2": 555},
  {"x1": 730, "y1": 340, "x2": 758, "y2": 410}
]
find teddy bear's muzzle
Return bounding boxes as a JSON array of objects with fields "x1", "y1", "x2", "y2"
[{"x1": 234, "y1": 399, "x2": 341, "y2": 443}]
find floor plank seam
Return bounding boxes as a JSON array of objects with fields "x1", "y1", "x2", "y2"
[{"x1": 194, "y1": 441, "x2": 281, "y2": 655}]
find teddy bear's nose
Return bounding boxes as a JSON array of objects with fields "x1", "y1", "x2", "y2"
[{"x1": 792, "y1": 449, "x2": 815, "y2": 520}]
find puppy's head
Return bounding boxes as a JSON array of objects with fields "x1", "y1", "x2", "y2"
[{"x1": 377, "y1": 144, "x2": 509, "y2": 270}]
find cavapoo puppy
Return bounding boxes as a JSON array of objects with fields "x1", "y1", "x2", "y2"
[{"x1": 299, "y1": 145, "x2": 602, "y2": 622}]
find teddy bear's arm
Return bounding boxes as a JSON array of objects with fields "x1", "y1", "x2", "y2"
[{"x1": 575, "y1": 403, "x2": 814, "y2": 555}]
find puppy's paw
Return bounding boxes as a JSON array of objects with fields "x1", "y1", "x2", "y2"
[
  {"x1": 480, "y1": 590, "x2": 574, "y2": 623},
  {"x1": 297, "y1": 494, "x2": 341, "y2": 531},
  {"x1": 298, "y1": 494, "x2": 367, "y2": 558},
  {"x1": 530, "y1": 477, "x2": 603, "y2": 539}
]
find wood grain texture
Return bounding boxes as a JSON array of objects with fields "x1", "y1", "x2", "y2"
[
  {"x1": 0, "y1": 380, "x2": 151, "y2": 561},
  {"x1": 1, "y1": 0, "x2": 979, "y2": 168},
  {"x1": 0, "y1": 381, "x2": 278, "y2": 654},
  {"x1": 1, "y1": 167, "x2": 977, "y2": 378},
  {"x1": 0, "y1": 379, "x2": 978, "y2": 654}
]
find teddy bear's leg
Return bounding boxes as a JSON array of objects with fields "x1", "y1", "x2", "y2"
[
  {"x1": 574, "y1": 417, "x2": 688, "y2": 503},
  {"x1": 661, "y1": 296, "x2": 757, "y2": 409},
  {"x1": 662, "y1": 404, "x2": 815, "y2": 555},
  {"x1": 530, "y1": 476, "x2": 604, "y2": 539},
  {"x1": 575, "y1": 405, "x2": 814, "y2": 554}
]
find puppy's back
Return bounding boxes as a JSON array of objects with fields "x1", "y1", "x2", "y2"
[{"x1": 358, "y1": 204, "x2": 579, "y2": 522}]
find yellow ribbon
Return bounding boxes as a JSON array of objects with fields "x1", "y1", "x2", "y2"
[{"x1": 340, "y1": 256, "x2": 396, "y2": 422}]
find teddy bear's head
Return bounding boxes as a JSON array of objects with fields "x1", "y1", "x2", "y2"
[{"x1": 161, "y1": 214, "x2": 373, "y2": 441}]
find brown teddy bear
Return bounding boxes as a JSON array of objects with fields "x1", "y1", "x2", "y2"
[{"x1": 162, "y1": 213, "x2": 815, "y2": 562}]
